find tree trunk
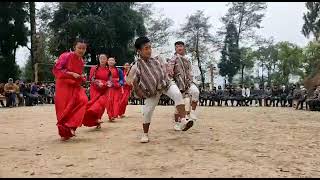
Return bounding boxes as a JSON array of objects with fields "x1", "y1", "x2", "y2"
[
  {"x1": 196, "y1": 32, "x2": 205, "y2": 90},
  {"x1": 261, "y1": 62, "x2": 264, "y2": 88},
  {"x1": 29, "y1": 2, "x2": 36, "y2": 82},
  {"x1": 267, "y1": 67, "x2": 271, "y2": 86},
  {"x1": 241, "y1": 64, "x2": 245, "y2": 85}
]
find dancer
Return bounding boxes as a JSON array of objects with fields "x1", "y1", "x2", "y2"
[
  {"x1": 167, "y1": 41, "x2": 200, "y2": 131},
  {"x1": 82, "y1": 53, "x2": 110, "y2": 129},
  {"x1": 52, "y1": 38, "x2": 88, "y2": 141},
  {"x1": 119, "y1": 62, "x2": 132, "y2": 118},
  {"x1": 126, "y1": 36, "x2": 193, "y2": 143},
  {"x1": 106, "y1": 56, "x2": 124, "y2": 121}
]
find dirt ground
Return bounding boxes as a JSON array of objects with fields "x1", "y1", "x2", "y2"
[{"x1": 0, "y1": 105, "x2": 320, "y2": 178}]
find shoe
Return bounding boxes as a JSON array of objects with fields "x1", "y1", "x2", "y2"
[
  {"x1": 140, "y1": 133, "x2": 149, "y2": 143},
  {"x1": 180, "y1": 118, "x2": 194, "y2": 131},
  {"x1": 189, "y1": 110, "x2": 198, "y2": 120},
  {"x1": 96, "y1": 124, "x2": 101, "y2": 129},
  {"x1": 174, "y1": 122, "x2": 182, "y2": 131}
]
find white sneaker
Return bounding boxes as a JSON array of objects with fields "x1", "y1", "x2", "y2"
[
  {"x1": 180, "y1": 118, "x2": 194, "y2": 131},
  {"x1": 174, "y1": 122, "x2": 182, "y2": 131},
  {"x1": 140, "y1": 133, "x2": 149, "y2": 143},
  {"x1": 189, "y1": 110, "x2": 198, "y2": 120}
]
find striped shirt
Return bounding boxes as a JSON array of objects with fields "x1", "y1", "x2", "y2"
[
  {"x1": 167, "y1": 53, "x2": 193, "y2": 92},
  {"x1": 126, "y1": 56, "x2": 169, "y2": 98}
]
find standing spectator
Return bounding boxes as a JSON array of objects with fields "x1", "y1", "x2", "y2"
[{"x1": 4, "y1": 78, "x2": 19, "y2": 107}]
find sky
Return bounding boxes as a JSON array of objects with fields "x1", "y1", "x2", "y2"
[{"x1": 15, "y1": 2, "x2": 310, "y2": 70}]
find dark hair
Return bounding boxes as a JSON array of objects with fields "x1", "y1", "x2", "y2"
[
  {"x1": 134, "y1": 36, "x2": 150, "y2": 50},
  {"x1": 98, "y1": 53, "x2": 108, "y2": 59},
  {"x1": 174, "y1": 41, "x2": 185, "y2": 46},
  {"x1": 73, "y1": 38, "x2": 87, "y2": 47}
]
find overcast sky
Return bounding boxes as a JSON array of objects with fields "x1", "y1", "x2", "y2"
[{"x1": 15, "y1": 2, "x2": 310, "y2": 67}]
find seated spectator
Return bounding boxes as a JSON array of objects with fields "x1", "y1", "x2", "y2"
[
  {"x1": 208, "y1": 87, "x2": 217, "y2": 106},
  {"x1": 0, "y1": 83, "x2": 5, "y2": 107},
  {"x1": 271, "y1": 85, "x2": 280, "y2": 107},
  {"x1": 242, "y1": 85, "x2": 250, "y2": 106},
  {"x1": 23, "y1": 83, "x2": 38, "y2": 106},
  {"x1": 234, "y1": 85, "x2": 243, "y2": 106},
  {"x1": 296, "y1": 86, "x2": 307, "y2": 110},
  {"x1": 286, "y1": 84, "x2": 296, "y2": 107},
  {"x1": 264, "y1": 86, "x2": 272, "y2": 107},
  {"x1": 216, "y1": 86, "x2": 224, "y2": 106},
  {"x1": 4, "y1": 78, "x2": 19, "y2": 108},
  {"x1": 306, "y1": 85, "x2": 320, "y2": 111},
  {"x1": 30, "y1": 82, "x2": 39, "y2": 105},
  {"x1": 279, "y1": 85, "x2": 288, "y2": 107}
]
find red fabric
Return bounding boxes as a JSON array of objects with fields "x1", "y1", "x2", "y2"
[
  {"x1": 52, "y1": 52, "x2": 88, "y2": 138},
  {"x1": 119, "y1": 69, "x2": 132, "y2": 116},
  {"x1": 83, "y1": 66, "x2": 110, "y2": 127},
  {"x1": 106, "y1": 67, "x2": 122, "y2": 119}
]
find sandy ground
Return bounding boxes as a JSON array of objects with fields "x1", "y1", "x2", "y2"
[{"x1": 0, "y1": 105, "x2": 320, "y2": 178}]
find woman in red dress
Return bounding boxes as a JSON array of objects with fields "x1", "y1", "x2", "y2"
[
  {"x1": 106, "y1": 57, "x2": 124, "y2": 122},
  {"x1": 119, "y1": 62, "x2": 132, "y2": 118},
  {"x1": 82, "y1": 53, "x2": 110, "y2": 129},
  {"x1": 52, "y1": 39, "x2": 88, "y2": 141}
]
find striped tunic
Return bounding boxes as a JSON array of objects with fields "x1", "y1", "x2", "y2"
[
  {"x1": 127, "y1": 56, "x2": 169, "y2": 98},
  {"x1": 168, "y1": 53, "x2": 193, "y2": 92}
]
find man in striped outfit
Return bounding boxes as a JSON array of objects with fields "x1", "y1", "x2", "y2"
[
  {"x1": 126, "y1": 37, "x2": 194, "y2": 143},
  {"x1": 167, "y1": 41, "x2": 200, "y2": 131}
]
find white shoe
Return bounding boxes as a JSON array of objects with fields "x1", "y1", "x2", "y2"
[
  {"x1": 180, "y1": 118, "x2": 194, "y2": 131},
  {"x1": 174, "y1": 122, "x2": 182, "y2": 131},
  {"x1": 189, "y1": 110, "x2": 198, "y2": 120},
  {"x1": 140, "y1": 133, "x2": 149, "y2": 143}
]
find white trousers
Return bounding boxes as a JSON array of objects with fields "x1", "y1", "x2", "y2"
[
  {"x1": 142, "y1": 82, "x2": 184, "y2": 124},
  {"x1": 174, "y1": 83, "x2": 200, "y2": 114}
]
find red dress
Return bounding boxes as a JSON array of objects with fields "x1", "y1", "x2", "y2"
[
  {"x1": 119, "y1": 69, "x2": 132, "y2": 116},
  {"x1": 52, "y1": 52, "x2": 88, "y2": 139},
  {"x1": 82, "y1": 66, "x2": 110, "y2": 127},
  {"x1": 106, "y1": 67, "x2": 123, "y2": 120}
]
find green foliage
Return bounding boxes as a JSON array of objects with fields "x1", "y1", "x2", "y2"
[
  {"x1": 302, "y1": 2, "x2": 320, "y2": 41},
  {"x1": 274, "y1": 42, "x2": 304, "y2": 84},
  {"x1": 179, "y1": 10, "x2": 214, "y2": 88},
  {"x1": 218, "y1": 22, "x2": 240, "y2": 83},
  {"x1": 0, "y1": 2, "x2": 28, "y2": 82},
  {"x1": 302, "y1": 41, "x2": 320, "y2": 77},
  {"x1": 48, "y1": 2, "x2": 146, "y2": 66}
]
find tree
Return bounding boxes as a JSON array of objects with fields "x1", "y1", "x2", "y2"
[
  {"x1": 179, "y1": 10, "x2": 214, "y2": 89},
  {"x1": 302, "y1": 2, "x2": 320, "y2": 41},
  {"x1": 275, "y1": 42, "x2": 304, "y2": 85},
  {"x1": 254, "y1": 39, "x2": 278, "y2": 86},
  {"x1": 29, "y1": 2, "x2": 37, "y2": 81},
  {"x1": 239, "y1": 47, "x2": 255, "y2": 84},
  {"x1": 48, "y1": 2, "x2": 146, "y2": 66},
  {"x1": 221, "y1": 2, "x2": 267, "y2": 84},
  {"x1": 302, "y1": 41, "x2": 320, "y2": 77},
  {"x1": 218, "y1": 22, "x2": 240, "y2": 83},
  {"x1": 133, "y1": 3, "x2": 173, "y2": 57},
  {"x1": 0, "y1": 2, "x2": 28, "y2": 82},
  {"x1": 221, "y1": 2, "x2": 267, "y2": 46}
]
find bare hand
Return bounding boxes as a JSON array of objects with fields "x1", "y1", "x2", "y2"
[{"x1": 72, "y1": 72, "x2": 81, "y2": 79}]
